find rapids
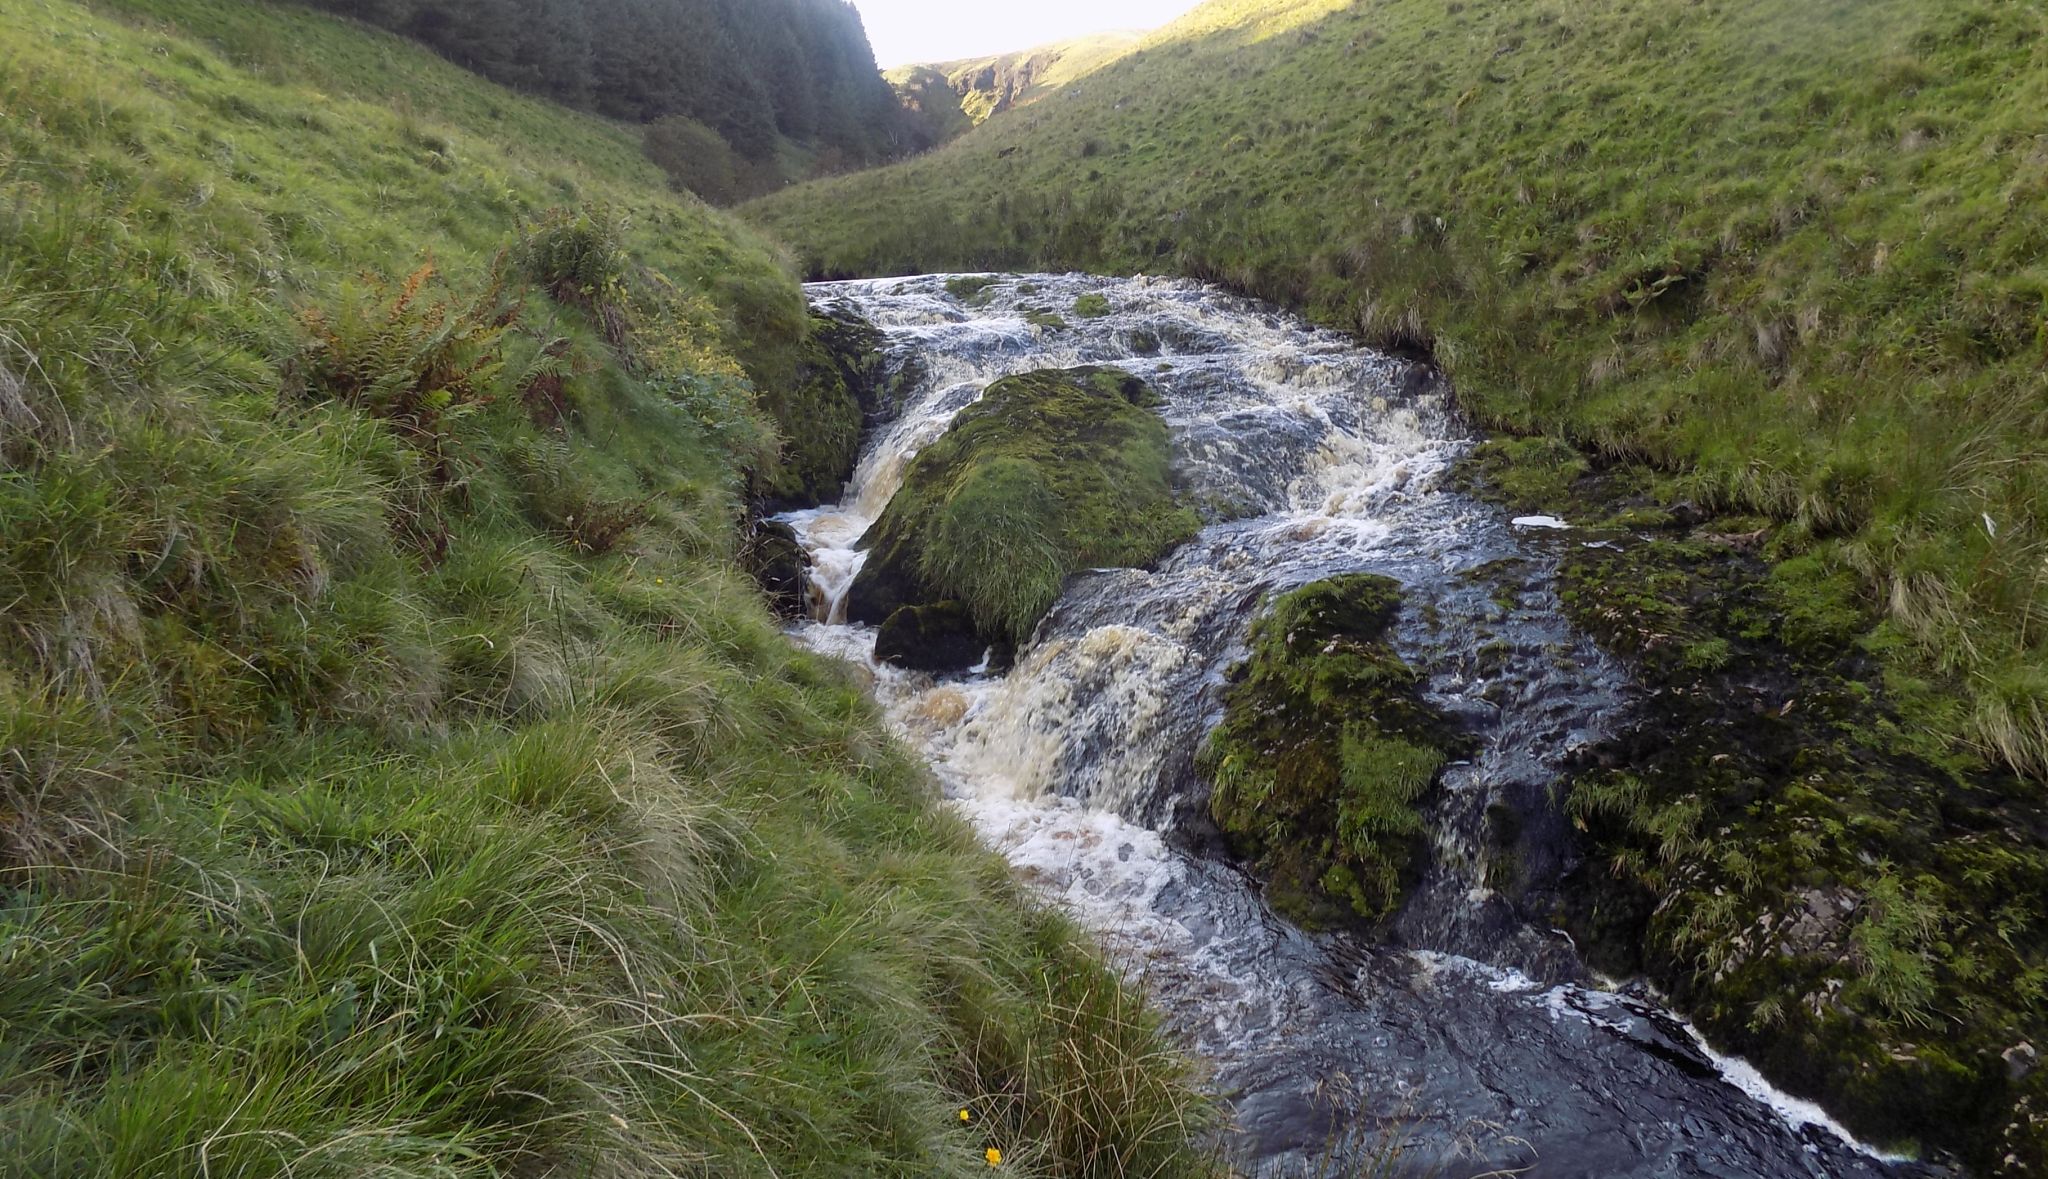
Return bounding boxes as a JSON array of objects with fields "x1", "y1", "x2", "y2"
[{"x1": 777, "y1": 274, "x2": 1931, "y2": 1178}]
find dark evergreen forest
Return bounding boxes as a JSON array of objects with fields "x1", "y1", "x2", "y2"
[{"x1": 301, "y1": 0, "x2": 903, "y2": 167}]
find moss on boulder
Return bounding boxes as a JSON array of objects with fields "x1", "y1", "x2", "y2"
[
  {"x1": 1200, "y1": 575, "x2": 1465, "y2": 929},
  {"x1": 846, "y1": 366, "x2": 1199, "y2": 647},
  {"x1": 752, "y1": 300, "x2": 884, "y2": 509}
]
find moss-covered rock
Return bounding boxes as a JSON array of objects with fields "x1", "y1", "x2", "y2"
[
  {"x1": 846, "y1": 366, "x2": 1199, "y2": 648},
  {"x1": 1199, "y1": 575, "x2": 1466, "y2": 929},
  {"x1": 874, "y1": 602, "x2": 984, "y2": 673},
  {"x1": 752, "y1": 300, "x2": 884, "y2": 509},
  {"x1": 1459, "y1": 436, "x2": 2048, "y2": 1169}
]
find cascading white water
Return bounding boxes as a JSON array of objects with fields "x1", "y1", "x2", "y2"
[{"x1": 778, "y1": 274, "x2": 1919, "y2": 1178}]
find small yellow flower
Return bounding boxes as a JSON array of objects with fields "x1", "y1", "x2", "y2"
[
  {"x1": 958, "y1": 1108, "x2": 972, "y2": 1123},
  {"x1": 984, "y1": 1147, "x2": 1002, "y2": 1167}
]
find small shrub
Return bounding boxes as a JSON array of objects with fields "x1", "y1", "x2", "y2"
[
  {"x1": 514, "y1": 207, "x2": 629, "y2": 339},
  {"x1": 293, "y1": 262, "x2": 516, "y2": 484}
]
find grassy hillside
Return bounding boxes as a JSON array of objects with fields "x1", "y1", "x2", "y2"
[
  {"x1": 748, "y1": 0, "x2": 2048, "y2": 781},
  {"x1": 0, "y1": 0, "x2": 1217, "y2": 1174}
]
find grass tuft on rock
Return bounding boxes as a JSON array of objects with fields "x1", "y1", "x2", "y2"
[{"x1": 848, "y1": 366, "x2": 1200, "y2": 648}]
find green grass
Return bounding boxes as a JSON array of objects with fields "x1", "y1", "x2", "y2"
[
  {"x1": 0, "y1": 0, "x2": 1220, "y2": 1174},
  {"x1": 746, "y1": 0, "x2": 2048, "y2": 783}
]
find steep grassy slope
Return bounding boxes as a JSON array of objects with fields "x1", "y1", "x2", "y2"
[
  {"x1": 748, "y1": 0, "x2": 2048, "y2": 780},
  {"x1": 284, "y1": 0, "x2": 904, "y2": 170},
  {"x1": 0, "y1": 0, "x2": 1217, "y2": 1174}
]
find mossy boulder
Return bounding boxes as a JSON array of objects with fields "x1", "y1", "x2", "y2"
[
  {"x1": 874, "y1": 602, "x2": 984, "y2": 673},
  {"x1": 846, "y1": 366, "x2": 1199, "y2": 648},
  {"x1": 1200, "y1": 575, "x2": 1465, "y2": 929},
  {"x1": 752, "y1": 300, "x2": 884, "y2": 509}
]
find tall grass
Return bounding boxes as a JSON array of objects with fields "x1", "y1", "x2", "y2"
[{"x1": 0, "y1": 0, "x2": 1220, "y2": 1173}]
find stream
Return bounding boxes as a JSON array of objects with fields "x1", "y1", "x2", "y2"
[{"x1": 776, "y1": 274, "x2": 1931, "y2": 1178}]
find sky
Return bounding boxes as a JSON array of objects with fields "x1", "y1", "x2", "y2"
[{"x1": 848, "y1": 0, "x2": 1207, "y2": 68}]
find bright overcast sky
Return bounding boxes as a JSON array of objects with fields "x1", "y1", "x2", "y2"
[{"x1": 849, "y1": 0, "x2": 1206, "y2": 67}]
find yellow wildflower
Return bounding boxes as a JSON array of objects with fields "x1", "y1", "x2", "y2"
[
  {"x1": 958, "y1": 1108, "x2": 972, "y2": 1123},
  {"x1": 984, "y1": 1147, "x2": 1002, "y2": 1167}
]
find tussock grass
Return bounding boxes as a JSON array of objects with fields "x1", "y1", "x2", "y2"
[
  {"x1": 0, "y1": 0, "x2": 1220, "y2": 1173},
  {"x1": 747, "y1": 0, "x2": 2048, "y2": 781}
]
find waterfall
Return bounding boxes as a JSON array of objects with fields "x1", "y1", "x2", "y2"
[{"x1": 777, "y1": 274, "x2": 1920, "y2": 1178}]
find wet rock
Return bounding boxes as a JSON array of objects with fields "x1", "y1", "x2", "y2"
[
  {"x1": 1201, "y1": 574, "x2": 1469, "y2": 927},
  {"x1": 844, "y1": 520, "x2": 928, "y2": 625},
  {"x1": 2006, "y1": 1042, "x2": 2038, "y2": 1082},
  {"x1": 1782, "y1": 887, "x2": 1859, "y2": 956},
  {"x1": 874, "y1": 602, "x2": 985, "y2": 672},
  {"x1": 741, "y1": 519, "x2": 807, "y2": 619}
]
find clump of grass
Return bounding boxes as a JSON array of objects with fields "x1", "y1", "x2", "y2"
[{"x1": 921, "y1": 456, "x2": 1070, "y2": 640}]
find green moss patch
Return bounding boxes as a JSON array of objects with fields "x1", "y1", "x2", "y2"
[
  {"x1": 847, "y1": 366, "x2": 1199, "y2": 647},
  {"x1": 944, "y1": 274, "x2": 1000, "y2": 303},
  {"x1": 1200, "y1": 575, "x2": 1466, "y2": 928},
  {"x1": 753, "y1": 302, "x2": 885, "y2": 508}
]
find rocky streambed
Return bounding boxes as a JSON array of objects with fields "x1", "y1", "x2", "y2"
[{"x1": 767, "y1": 272, "x2": 1944, "y2": 1178}]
